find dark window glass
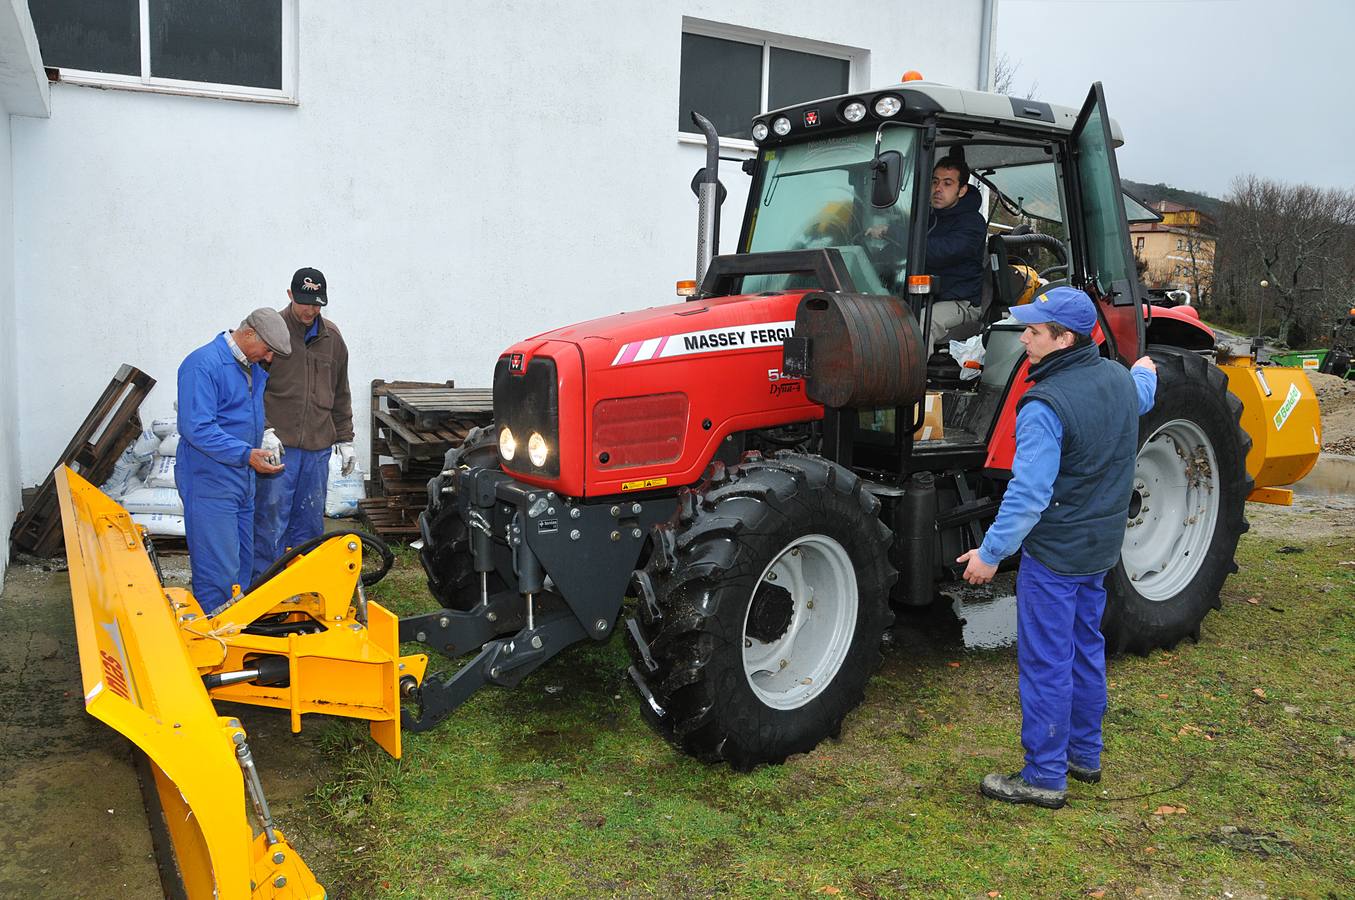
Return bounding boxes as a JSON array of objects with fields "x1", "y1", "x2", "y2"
[
  {"x1": 768, "y1": 47, "x2": 849, "y2": 111},
  {"x1": 28, "y1": 0, "x2": 140, "y2": 76},
  {"x1": 149, "y1": 0, "x2": 282, "y2": 89},
  {"x1": 678, "y1": 33, "x2": 761, "y2": 140}
]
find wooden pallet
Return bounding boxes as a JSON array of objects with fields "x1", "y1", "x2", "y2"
[
  {"x1": 10, "y1": 365, "x2": 156, "y2": 557},
  {"x1": 384, "y1": 386, "x2": 494, "y2": 431},
  {"x1": 357, "y1": 498, "x2": 422, "y2": 540},
  {"x1": 364, "y1": 379, "x2": 491, "y2": 541}
]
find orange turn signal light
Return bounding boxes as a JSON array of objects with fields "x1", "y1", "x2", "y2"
[
  {"x1": 907, "y1": 275, "x2": 933, "y2": 295},
  {"x1": 676, "y1": 279, "x2": 697, "y2": 297}
]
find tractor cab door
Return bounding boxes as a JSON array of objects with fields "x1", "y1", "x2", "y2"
[{"x1": 1070, "y1": 82, "x2": 1144, "y2": 363}]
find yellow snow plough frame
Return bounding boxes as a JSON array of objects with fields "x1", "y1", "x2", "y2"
[{"x1": 56, "y1": 466, "x2": 427, "y2": 899}]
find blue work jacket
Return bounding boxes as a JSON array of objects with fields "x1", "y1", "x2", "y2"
[{"x1": 176, "y1": 334, "x2": 268, "y2": 500}]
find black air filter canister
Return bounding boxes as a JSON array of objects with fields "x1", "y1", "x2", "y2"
[{"x1": 794, "y1": 292, "x2": 927, "y2": 409}]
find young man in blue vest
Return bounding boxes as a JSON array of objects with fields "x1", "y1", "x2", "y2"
[{"x1": 956, "y1": 285, "x2": 1158, "y2": 808}]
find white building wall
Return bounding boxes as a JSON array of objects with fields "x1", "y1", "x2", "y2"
[
  {"x1": 0, "y1": 113, "x2": 17, "y2": 579},
  {"x1": 11, "y1": 0, "x2": 990, "y2": 486},
  {"x1": 1, "y1": 0, "x2": 50, "y2": 580}
]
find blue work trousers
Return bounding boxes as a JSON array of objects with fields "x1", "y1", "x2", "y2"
[
  {"x1": 1016, "y1": 550, "x2": 1109, "y2": 791},
  {"x1": 252, "y1": 446, "x2": 330, "y2": 582},
  {"x1": 181, "y1": 490, "x2": 254, "y2": 616}
]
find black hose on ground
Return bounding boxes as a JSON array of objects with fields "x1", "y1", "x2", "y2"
[{"x1": 245, "y1": 528, "x2": 394, "y2": 595}]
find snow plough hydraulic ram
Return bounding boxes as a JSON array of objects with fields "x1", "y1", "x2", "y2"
[{"x1": 56, "y1": 466, "x2": 428, "y2": 899}]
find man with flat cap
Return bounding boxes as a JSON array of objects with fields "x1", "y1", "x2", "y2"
[
  {"x1": 955, "y1": 285, "x2": 1158, "y2": 809},
  {"x1": 252, "y1": 267, "x2": 355, "y2": 582},
  {"x1": 177, "y1": 307, "x2": 290, "y2": 615}
]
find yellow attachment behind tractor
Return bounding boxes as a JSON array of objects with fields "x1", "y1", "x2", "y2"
[
  {"x1": 56, "y1": 465, "x2": 427, "y2": 899},
  {"x1": 1216, "y1": 354, "x2": 1323, "y2": 505}
]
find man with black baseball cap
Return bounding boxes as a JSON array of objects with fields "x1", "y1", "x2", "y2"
[
  {"x1": 176, "y1": 309, "x2": 290, "y2": 614},
  {"x1": 252, "y1": 267, "x2": 356, "y2": 582},
  {"x1": 955, "y1": 286, "x2": 1158, "y2": 809}
]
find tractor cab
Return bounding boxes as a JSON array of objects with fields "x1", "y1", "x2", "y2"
[{"x1": 718, "y1": 81, "x2": 1155, "y2": 474}]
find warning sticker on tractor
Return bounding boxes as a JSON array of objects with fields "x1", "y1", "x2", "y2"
[
  {"x1": 622, "y1": 477, "x2": 668, "y2": 491},
  {"x1": 611, "y1": 321, "x2": 796, "y2": 366},
  {"x1": 1273, "y1": 382, "x2": 1302, "y2": 431}
]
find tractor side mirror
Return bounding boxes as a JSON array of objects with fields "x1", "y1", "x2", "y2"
[{"x1": 871, "y1": 150, "x2": 904, "y2": 209}]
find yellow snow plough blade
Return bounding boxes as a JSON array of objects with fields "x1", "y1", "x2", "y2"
[
  {"x1": 1216, "y1": 356, "x2": 1322, "y2": 505},
  {"x1": 56, "y1": 465, "x2": 427, "y2": 899}
]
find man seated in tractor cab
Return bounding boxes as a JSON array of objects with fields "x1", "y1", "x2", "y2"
[
  {"x1": 872, "y1": 155, "x2": 987, "y2": 343},
  {"x1": 922, "y1": 155, "x2": 987, "y2": 342}
]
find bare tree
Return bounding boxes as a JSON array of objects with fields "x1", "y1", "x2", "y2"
[
  {"x1": 1214, "y1": 175, "x2": 1355, "y2": 345},
  {"x1": 992, "y1": 52, "x2": 1038, "y2": 99}
]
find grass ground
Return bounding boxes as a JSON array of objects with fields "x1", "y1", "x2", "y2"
[{"x1": 295, "y1": 520, "x2": 1353, "y2": 899}]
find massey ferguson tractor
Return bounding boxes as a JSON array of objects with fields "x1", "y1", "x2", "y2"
[
  {"x1": 410, "y1": 80, "x2": 1320, "y2": 769},
  {"x1": 56, "y1": 79, "x2": 1321, "y2": 897}
]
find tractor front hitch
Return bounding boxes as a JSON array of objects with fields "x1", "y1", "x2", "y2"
[{"x1": 399, "y1": 466, "x2": 673, "y2": 731}]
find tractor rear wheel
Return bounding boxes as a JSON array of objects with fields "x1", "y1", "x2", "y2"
[
  {"x1": 419, "y1": 423, "x2": 504, "y2": 610},
  {"x1": 1102, "y1": 348, "x2": 1251, "y2": 654},
  {"x1": 627, "y1": 452, "x2": 896, "y2": 769}
]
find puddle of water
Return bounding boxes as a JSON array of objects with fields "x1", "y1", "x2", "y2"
[{"x1": 952, "y1": 593, "x2": 1018, "y2": 650}]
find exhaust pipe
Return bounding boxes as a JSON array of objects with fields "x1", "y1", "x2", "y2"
[{"x1": 690, "y1": 111, "x2": 722, "y2": 286}]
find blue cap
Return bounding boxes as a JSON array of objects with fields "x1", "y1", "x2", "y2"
[{"x1": 1009, "y1": 285, "x2": 1098, "y2": 334}]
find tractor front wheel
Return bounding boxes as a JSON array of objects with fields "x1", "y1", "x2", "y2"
[
  {"x1": 418, "y1": 424, "x2": 504, "y2": 610},
  {"x1": 627, "y1": 452, "x2": 896, "y2": 769},
  {"x1": 1102, "y1": 348, "x2": 1251, "y2": 654}
]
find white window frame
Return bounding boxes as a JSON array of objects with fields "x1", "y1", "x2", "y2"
[
  {"x1": 679, "y1": 18, "x2": 868, "y2": 153},
  {"x1": 50, "y1": 0, "x2": 298, "y2": 105}
]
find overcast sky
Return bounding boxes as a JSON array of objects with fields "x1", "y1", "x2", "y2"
[{"x1": 995, "y1": 0, "x2": 1354, "y2": 198}]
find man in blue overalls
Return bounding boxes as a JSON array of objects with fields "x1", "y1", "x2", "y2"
[
  {"x1": 957, "y1": 286, "x2": 1158, "y2": 808},
  {"x1": 177, "y1": 308, "x2": 290, "y2": 615}
]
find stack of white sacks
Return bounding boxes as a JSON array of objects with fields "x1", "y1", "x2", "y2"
[
  {"x1": 99, "y1": 413, "x2": 367, "y2": 534},
  {"x1": 100, "y1": 416, "x2": 185, "y2": 537}
]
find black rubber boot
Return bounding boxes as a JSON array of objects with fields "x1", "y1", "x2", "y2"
[
  {"x1": 1068, "y1": 761, "x2": 1102, "y2": 784},
  {"x1": 980, "y1": 772, "x2": 1067, "y2": 809}
]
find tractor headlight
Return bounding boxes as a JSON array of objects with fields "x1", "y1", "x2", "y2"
[
  {"x1": 527, "y1": 432, "x2": 549, "y2": 468},
  {"x1": 874, "y1": 95, "x2": 902, "y2": 117},
  {"x1": 751, "y1": 121, "x2": 769, "y2": 142},
  {"x1": 772, "y1": 116, "x2": 791, "y2": 136},
  {"x1": 498, "y1": 426, "x2": 516, "y2": 461},
  {"x1": 843, "y1": 101, "x2": 867, "y2": 122}
]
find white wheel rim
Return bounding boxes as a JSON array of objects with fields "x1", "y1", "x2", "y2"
[
  {"x1": 741, "y1": 533, "x2": 858, "y2": 710},
  {"x1": 1120, "y1": 418, "x2": 1220, "y2": 601}
]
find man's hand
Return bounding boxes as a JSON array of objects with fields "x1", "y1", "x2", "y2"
[
  {"x1": 249, "y1": 448, "x2": 284, "y2": 475},
  {"x1": 337, "y1": 441, "x2": 358, "y2": 477},
  {"x1": 1132, "y1": 356, "x2": 1157, "y2": 374},
  {"x1": 261, "y1": 427, "x2": 284, "y2": 466},
  {"x1": 956, "y1": 549, "x2": 998, "y2": 585},
  {"x1": 864, "y1": 223, "x2": 888, "y2": 239}
]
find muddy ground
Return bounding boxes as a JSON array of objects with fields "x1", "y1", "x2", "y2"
[{"x1": 0, "y1": 496, "x2": 1349, "y2": 897}]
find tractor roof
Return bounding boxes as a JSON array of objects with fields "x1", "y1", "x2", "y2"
[{"x1": 752, "y1": 80, "x2": 1123, "y2": 149}]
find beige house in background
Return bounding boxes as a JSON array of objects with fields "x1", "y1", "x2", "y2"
[{"x1": 1129, "y1": 200, "x2": 1215, "y2": 297}]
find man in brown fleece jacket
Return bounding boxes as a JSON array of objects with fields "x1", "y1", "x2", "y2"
[{"x1": 251, "y1": 266, "x2": 355, "y2": 581}]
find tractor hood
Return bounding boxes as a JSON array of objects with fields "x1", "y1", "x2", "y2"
[
  {"x1": 494, "y1": 290, "x2": 822, "y2": 497},
  {"x1": 520, "y1": 290, "x2": 810, "y2": 370}
]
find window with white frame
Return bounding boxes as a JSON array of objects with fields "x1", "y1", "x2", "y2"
[
  {"x1": 678, "y1": 22, "x2": 860, "y2": 142},
  {"x1": 28, "y1": 0, "x2": 296, "y2": 102}
]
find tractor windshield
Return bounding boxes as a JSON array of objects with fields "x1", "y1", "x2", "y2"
[{"x1": 743, "y1": 127, "x2": 921, "y2": 295}]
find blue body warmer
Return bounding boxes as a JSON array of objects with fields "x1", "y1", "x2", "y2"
[{"x1": 175, "y1": 334, "x2": 268, "y2": 614}]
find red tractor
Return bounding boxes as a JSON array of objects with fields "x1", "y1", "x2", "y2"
[{"x1": 406, "y1": 81, "x2": 1253, "y2": 769}]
